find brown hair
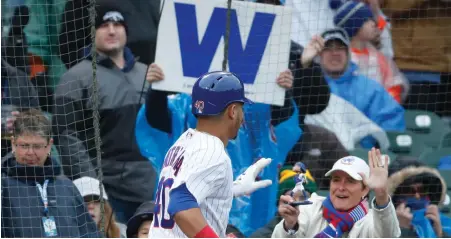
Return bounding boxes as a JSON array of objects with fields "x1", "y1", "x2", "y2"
[
  {"x1": 101, "y1": 202, "x2": 121, "y2": 238},
  {"x1": 13, "y1": 109, "x2": 51, "y2": 142}
]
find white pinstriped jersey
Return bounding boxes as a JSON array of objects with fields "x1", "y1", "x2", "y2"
[{"x1": 149, "y1": 128, "x2": 234, "y2": 238}]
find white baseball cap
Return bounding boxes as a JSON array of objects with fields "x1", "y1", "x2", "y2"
[
  {"x1": 73, "y1": 177, "x2": 108, "y2": 200},
  {"x1": 325, "y1": 156, "x2": 370, "y2": 181}
]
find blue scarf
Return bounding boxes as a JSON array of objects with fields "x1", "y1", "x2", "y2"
[
  {"x1": 412, "y1": 208, "x2": 451, "y2": 238},
  {"x1": 403, "y1": 197, "x2": 451, "y2": 238},
  {"x1": 405, "y1": 197, "x2": 430, "y2": 211},
  {"x1": 315, "y1": 196, "x2": 368, "y2": 238}
]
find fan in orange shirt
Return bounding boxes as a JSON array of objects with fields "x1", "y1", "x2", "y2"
[{"x1": 334, "y1": 1, "x2": 409, "y2": 103}]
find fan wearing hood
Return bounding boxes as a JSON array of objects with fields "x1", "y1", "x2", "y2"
[
  {"x1": 301, "y1": 28, "x2": 405, "y2": 150},
  {"x1": 333, "y1": 1, "x2": 409, "y2": 103},
  {"x1": 388, "y1": 157, "x2": 451, "y2": 238},
  {"x1": 283, "y1": 0, "x2": 394, "y2": 59}
]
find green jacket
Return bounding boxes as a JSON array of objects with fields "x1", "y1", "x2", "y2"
[{"x1": 23, "y1": 0, "x2": 67, "y2": 87}]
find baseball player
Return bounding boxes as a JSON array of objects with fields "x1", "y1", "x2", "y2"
[
  {"x1": 291, "y1": 162, "x2": 309, "y2": 201},
  {"x1": 149, "y1": 71, "x2": 273, "y2": 238}
]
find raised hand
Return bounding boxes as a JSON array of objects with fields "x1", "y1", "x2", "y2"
[
  {"x1": 232, "y1": 158, "x2": 273, "y2": 197},
  {"x1": 359, "y1": 148, "x2": 390, "y2": 206},
  {"x1": 301, "y1": 35, "x2": 325, "y2": 68},
  {"x1": 396, "y1": 203, "x2": 413, "y2": 229},
  {"x1": 365, "y1": 147, "x2": 389, "y2": 189}
]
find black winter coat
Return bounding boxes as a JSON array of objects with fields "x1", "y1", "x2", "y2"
[{"x1": 1, "y1": 156, "x2": 101, "y2": 238}]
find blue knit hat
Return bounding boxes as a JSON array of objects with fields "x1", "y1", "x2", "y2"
[
  {"x1": 329, "y1": 0, "x2": 346, "y2": 10},
  {"x1": 333, "y1": 1, "x2": 374, "y2": 39}
]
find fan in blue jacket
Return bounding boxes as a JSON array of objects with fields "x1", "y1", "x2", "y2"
[
  {"x1": 301, "y1": 28, "x2": 405, "y2": 148},
  {"x1": 135, "y1": 64, "x2": 301, "y2": 236}
]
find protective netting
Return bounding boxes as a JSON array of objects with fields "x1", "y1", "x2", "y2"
[
  {"x1": 1, "y1": 0, "x2": 107, "y2": 237},
  {"x1": 1, "y1": 0, "x2": 451, "y2": 238},
  {"x1": 226, "y1": 0, "x2": 451, "y2": 236}
]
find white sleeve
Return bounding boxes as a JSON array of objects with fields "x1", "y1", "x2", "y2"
[
  {"x1": 272, "y1": 208, "x2": 310, "y2": 238},
  {"x1": 171, "y1": 145, "x2": 227, "y2": 204},
  {"x1": 366, "y1": 197, "x2": 401, "y2": 238},
  {"x1": 272, "y1": 195, "x2": 324, "y2": 238}
]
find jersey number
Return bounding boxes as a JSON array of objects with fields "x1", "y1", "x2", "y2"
[{"x1": 154, "y1": 177, "x2": 175, "y2": 229}]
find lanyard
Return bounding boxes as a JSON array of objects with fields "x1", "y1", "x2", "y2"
[{"x1": 36, "y1": 180, "x2": 50, "y2": 215}]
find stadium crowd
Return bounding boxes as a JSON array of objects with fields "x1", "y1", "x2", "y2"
[{"x1": 1, "y1": 0, "x2": 451, "y2": 238}]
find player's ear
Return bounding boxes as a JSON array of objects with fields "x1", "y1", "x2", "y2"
[
  {"x1": 230, "y1": 104, "x2": 238, "y2": 119},
  {"x1": 224, "y1": 104, "x2": 235, "y2": 120},
  {"x1": 226, "y1": 103, "x2": 243, "y2": 120}
]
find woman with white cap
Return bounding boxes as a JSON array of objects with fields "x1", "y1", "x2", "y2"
[
  {"x1": 272, "y1": 148, "x2": 401, "y2": 238},
  {"x1": 73, "y1": 177, "x2": 126, "y2": 238}
]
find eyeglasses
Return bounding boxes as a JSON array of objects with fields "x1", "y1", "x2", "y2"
[{"x1": 15, "y1": 143, "x2": 49, "y2": 151}]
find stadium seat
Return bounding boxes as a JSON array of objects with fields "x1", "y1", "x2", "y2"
[
  {"x1": 384, "y1": 151, "x2": 398, "y2": 164},
  {"x1": 418, "y1": 148, "x2": 451, "y2": 168},
  {"x1": 386, "y1": 131, "x2": 433, "y2": 157},
  {"x1": 404, "y1": 110, "x2": 451, "y2": 148}
]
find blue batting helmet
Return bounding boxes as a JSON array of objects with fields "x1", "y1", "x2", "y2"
[
  {"x1": 191, "y1": 71, "x2": 252, "y2": 116},
  {"x1": 295, "y1": 162, "x2": 307, "y2": 173}
]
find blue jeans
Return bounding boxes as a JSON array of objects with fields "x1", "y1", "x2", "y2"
[{"x1": 108, "y1": 196, "x2": 142, "y2": 224}]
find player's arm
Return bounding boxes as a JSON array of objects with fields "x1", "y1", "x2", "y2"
[
  {"x1": 169, "y1": 184, "x2": 218, "y2": 237},
  {"x1": 167, "y1": 146, "x2": 226, "y2": 237},
  {"x1": 144, "y1": 63, "x2": 172, "y2": 134},
  {"x1": 174, "y1": 209, "x2": 214, "y2": 238}
]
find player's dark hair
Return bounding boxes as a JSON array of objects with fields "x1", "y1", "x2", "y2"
[
  {"x1": 196, "y1": 110, "x2": 225, "y2": 120},
  {"x1": 196, "y1": 102, "x2": 243, "y2": 120}
]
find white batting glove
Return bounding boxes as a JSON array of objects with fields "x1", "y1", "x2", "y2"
[{"x1": 232, "y1": 158, "x2": 273, "y2": 197}]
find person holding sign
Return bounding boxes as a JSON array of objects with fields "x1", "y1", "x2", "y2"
[
  {"x1": 148, "y1": 71, "x2": 274, "y2": 238},
  {"x1": 136, "y1": 63, "x2": 301, "y2": 236},
  {"x1": 1, "y1": 109, "x2": 101, "y2": 238},
  {"x1": 53, "y1": 5, "x2": 157, "y2": 224}
]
